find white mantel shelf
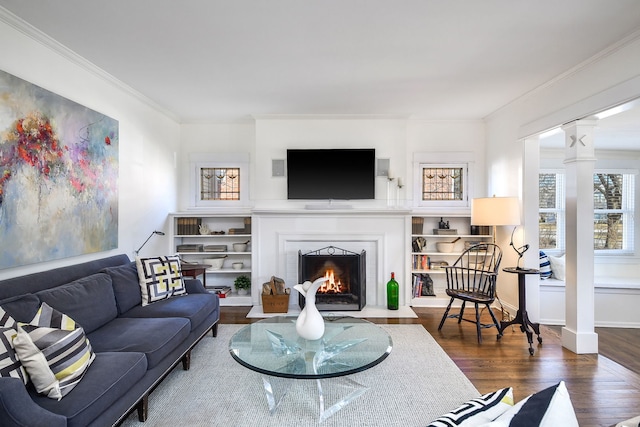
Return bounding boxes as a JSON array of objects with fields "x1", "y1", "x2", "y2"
[{"x1": 251, "y1": 208, "x2": 412, "y2": 215}]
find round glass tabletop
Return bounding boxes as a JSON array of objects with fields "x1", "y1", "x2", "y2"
[{"x1": 229, "y1": 316, "x2": 393, "y2": 379}]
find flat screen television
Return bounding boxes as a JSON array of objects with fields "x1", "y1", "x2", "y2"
[{"x1": 287, "y1": 148, "x2": 376, "y2": 200}]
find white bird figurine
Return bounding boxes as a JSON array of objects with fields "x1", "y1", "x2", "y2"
[{"x1": 293, "y1": 277, "x2": 328, "y2": 340}]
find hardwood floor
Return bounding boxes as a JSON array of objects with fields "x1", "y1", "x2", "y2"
[{"x1": 220, "y1": 306, "x2": 640, "y2": 427}]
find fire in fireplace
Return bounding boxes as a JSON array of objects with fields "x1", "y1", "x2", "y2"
[{"x1": 298, "y1": 246, "x2": 366, "y2": 311}]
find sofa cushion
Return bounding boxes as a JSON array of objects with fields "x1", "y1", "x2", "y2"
[
  {"x1": 31, "y1": 351, "x2": 147, "y2": 427},
  {"x1": 121, "y1": 293, "x2": 219, "y2": 332},
  {"x1": 87, "y1": 317, "x2": 190, "y2": 369},
  {"x1": 0, "y1": 294, "x2": 41, "y2": 323},
  {"x1": 136, "y1": 256, "x2": 187, "y2": 306},
  {"x1": 101, "y1": 262, "x2": 142, "y2": 315},
  {"x1": 0, "y1": 327, "x2": 27, "y2": 384},
  {"x1": 36, "y1": 273, "x2": 118, "y2": 334},
  {"x1": 14, "y1": 303, "x2": 95, "y2": 400}
]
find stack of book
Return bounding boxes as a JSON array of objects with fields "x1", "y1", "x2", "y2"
[
  {"x1": 228, "y1": 217, "x2": 252, "y2": 235},
  {"x1": 208, "y1": 286, "x2": 232, "y2": 298},
  {"x1": 176, "y1": 217, "x2": 202, "y2": 235},
  {"x1": 176, "y1": 244, "x2": 204, "y2": 252}
]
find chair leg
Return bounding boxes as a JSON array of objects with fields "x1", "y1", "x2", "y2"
[
  {"x1": 438, "y1": 298, "x2": 455, "y2": 330},
  {"x1": 458, "y1": 301, "x2": 466, "y2": 324},
  {"x1": 486, "y1": 304, "x2": 502, "y2": 335},
  {"x1": 475, "y1": 303, "x2": 482, "y2": 343}
]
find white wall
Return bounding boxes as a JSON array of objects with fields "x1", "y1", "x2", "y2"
[
  {"x1": 485, "y1": 35, "x2": 640, "y2": 324},
  {"x1": 0, "y1": 18, "x2": 180, "y2": 280}
]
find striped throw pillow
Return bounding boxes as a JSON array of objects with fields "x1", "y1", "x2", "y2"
[
  {"x1": 136, "y1": 255, "x2": 187, "y2": 306},
  {"x1": 539, "y1": 251, "x2": 552, "y2": 279},
  {"x1": 427, "y1": 387, "x2": 514, "y2": 426},
  {"x1": 13, "y1": 303, "x2": 94, "y2": 400}
]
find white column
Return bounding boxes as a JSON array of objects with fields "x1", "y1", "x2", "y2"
[
  {"x1": 522, "y1": 137, "x2": 540, "y2": 322},
  {"x1": 561, "y1": 120, "x2": 598, "y2": 354}
]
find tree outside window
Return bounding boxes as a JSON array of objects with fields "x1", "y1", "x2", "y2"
[{"x1": 538, "y1": 171, "x2": 634, "y2": 252}]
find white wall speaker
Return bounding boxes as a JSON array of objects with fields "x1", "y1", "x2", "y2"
[
  {"x1": 272, "y1": 159, "x2": 285, "y2": 177},
  {"x1": 376, "y1": 158, "x2": 390, "y2": 177}
]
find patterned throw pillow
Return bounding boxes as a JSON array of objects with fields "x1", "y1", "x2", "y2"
[
  {"x1": 484, "y1": 381, "x2": 578, "y2": 426},
  {"x1": 427, "y1": 387, "x2": 514, "y2": 426},
  {"x1": 13, "y1": 302, "x2": 95, "y2": 400},
  {"x1": 0, "y1": 327, "x2": 27, "y2": 384},
  {"x1": 136, "y1": 255, "x2": 187, "y2": 306},
  {"x1": 539, "y1": 251, "x2": 552, "y2": 280},
  {"x1": 0, "y1": 307, "x2": 27, "y2": 384}
]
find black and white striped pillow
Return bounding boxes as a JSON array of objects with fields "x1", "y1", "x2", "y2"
[
  {"x1": 13, "y1": 303, "x2": 95, "y2": 400},
  {"x1": 427, "y1": 387, "x2": 514, "y2": 426}
]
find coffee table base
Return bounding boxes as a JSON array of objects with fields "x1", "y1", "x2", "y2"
[{"x1": 262, "y1": 375, "x2": 369, "y2": 423}]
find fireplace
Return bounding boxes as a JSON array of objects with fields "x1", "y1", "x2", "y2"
[{"x1": 298, "y1": 246, "x2": 366, "y2": 311}]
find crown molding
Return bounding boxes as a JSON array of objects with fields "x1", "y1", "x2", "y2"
[
  {"x1": 487, "y1": 27, "x2": 640, "y2": 121},
  {"x1": 0, "y1": 6, "x2": 180, "y2": 123}
]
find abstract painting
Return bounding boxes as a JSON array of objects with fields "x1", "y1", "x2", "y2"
[{"x1": 0, "y1": 69, "x2": 118, "y2": 269}]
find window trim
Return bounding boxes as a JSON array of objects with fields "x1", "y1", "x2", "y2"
[
  {"x1": 189, "y1": 153, "x2": 250, "y2": 208},
  {"x1": 412, "y1": 152, "x2": 475, "y2": 209}
]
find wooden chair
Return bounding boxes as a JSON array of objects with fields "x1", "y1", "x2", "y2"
[{"x1": 438, "y1": 243, "x2": 503, "y2": 343}]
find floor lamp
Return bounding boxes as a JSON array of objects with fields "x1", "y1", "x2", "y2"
[
  {"x1": 471, "y1": 196, "x2": 521, "y2": 321},
  {"x1": 470, "y1": 196, "x2": 520, "y2": 245}
]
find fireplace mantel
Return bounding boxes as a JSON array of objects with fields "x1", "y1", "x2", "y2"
[{"x1": 252, "y1": 210, "x2": 409, "y2": 309}]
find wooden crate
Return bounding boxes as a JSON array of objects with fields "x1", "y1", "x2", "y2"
[{"x1": 261, "y1": 293, "x2": 289, "y2": 313}]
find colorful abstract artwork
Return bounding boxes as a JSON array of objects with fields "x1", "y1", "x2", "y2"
[{"x1": 0, "y1": 69, "x2": 118, "y2": 269}]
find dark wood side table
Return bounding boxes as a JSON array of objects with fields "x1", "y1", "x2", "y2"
[
  {"x1": 181, "y1": 263, "x2": 211, "y2": 288},
  {"x1": 498, "y1": 267, "x2": 542, "y2": 355}
]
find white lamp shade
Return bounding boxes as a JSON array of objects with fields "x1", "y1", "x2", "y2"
[{"x1": 471, "y1": 197, "x2": 520, "y2": 226}]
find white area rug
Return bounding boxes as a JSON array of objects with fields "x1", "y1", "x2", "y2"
[
  {"x1": 120, "y1": 324, "x2": 478, "y2": 427},
  {"x1": 247, "y1": 305, "x2": 418, "y2": 318}
]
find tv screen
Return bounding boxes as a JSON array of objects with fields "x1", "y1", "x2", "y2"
[{"x1": 287, "y1": 149, "x2": 375, "y2": 200}]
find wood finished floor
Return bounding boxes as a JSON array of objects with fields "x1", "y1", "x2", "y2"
[{"x1": 220, "y1": 306, "x2": 640, "y2": 427}]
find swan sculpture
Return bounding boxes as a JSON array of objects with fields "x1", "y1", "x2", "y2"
[{"x1": 293, "y1": 277, "x2": 329, "y2": 340}]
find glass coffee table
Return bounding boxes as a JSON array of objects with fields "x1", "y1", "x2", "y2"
[{"x1": 229, "y1": 316, "x2": 393, "y2": 422}]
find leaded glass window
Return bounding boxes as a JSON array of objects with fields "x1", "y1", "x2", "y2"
[
  {"x1": 200, "y1": 167, "x2": 240, "y2": 201},
  {"x1": 421, "y1": 167, "x2": 464, "y2": 201}
]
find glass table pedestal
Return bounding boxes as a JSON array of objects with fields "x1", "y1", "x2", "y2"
[{"x1": 229, "y1": 316, "x2": 392, "y2": 423}]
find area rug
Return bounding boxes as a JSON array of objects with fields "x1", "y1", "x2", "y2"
[{"x1": 120, "y1": 324, "x2": 478, "y2": 427}]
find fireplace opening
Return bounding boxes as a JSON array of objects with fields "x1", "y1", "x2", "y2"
[{"x1": 298, "y1": 246, "x2": 366, "y2": 311}]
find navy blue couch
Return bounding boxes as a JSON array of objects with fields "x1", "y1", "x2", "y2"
[{"x1": 0, "y1": 254, "x2": 220, "y2": 427}]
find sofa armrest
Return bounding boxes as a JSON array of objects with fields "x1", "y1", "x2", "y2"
[
  {"x1": 184, "y1": 278, "x2": 207, "y2": 294},
  {"x1": 0, "y1": 378, "x2": 66, "y2": 427}
]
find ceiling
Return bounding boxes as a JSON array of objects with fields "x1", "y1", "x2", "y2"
[{"x1": 2, "y1": 0, "x2": 640, "y2": 127}]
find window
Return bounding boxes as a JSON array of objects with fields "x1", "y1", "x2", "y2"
[
  {"x1": 413, "y1": 159, "x2": 470, "y2": 208},
  {"x1": 539, "y1": 171, "x2": 635, "y2": 252},
  {"x1": 200, "y1": 167, "x2": 240, "y2": 200},
  {"x1": 421, "y1": 166, "x2": 464, "y2": 201},
  {"x1": 190, "y1": 153, "x2": 249, "y2": 208}
]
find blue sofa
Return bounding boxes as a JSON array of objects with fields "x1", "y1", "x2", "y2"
[{"x1": 0, "y1": 254, "x2": 220, "y2": 427}]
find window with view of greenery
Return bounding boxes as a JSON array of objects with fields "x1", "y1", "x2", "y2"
[{"x1": 539, "y1": 172, "x2": 634, "y2": 251}]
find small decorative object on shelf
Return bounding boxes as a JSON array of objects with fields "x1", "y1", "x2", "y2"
[
  {"x1": 233, "y1": 275, "x2": 251, "y2": 296},
  {"x1": 293, "y1": 277, "x2": 328, "y2": 340},
  {"x1": 386, "y1": 272, "x2": 399, "y2": 310}
]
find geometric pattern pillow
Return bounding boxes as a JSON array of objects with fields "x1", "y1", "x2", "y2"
[
  {"x1": 12, "y1": 303, "x2": 95, "y2": 400},
  {"x1": 482, "y1": 381, "x2": 578, "y2": 427},
  {"x1": 0, "y1": 306, "x2": 16, "y2": 328},
  {"x1": 136, "y1": 255, "x2": 187, "y2": 306},
  {"x1": 427, "y1": 387, "x2": 514, "y2": 426},
  {"x1": 0, "y1": 327, "x2": 27, "y2": 384},
  {"x1": 539, "y1": 251, "x2": 552, "y2": 280}
]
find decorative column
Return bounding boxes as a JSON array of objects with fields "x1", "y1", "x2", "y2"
[
  {"x1": 522, "y1": 136, "x2": 540, "y2": 322},
  {"x1": 561, "y1": 119, "x2": 598, "y2": 354}
]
